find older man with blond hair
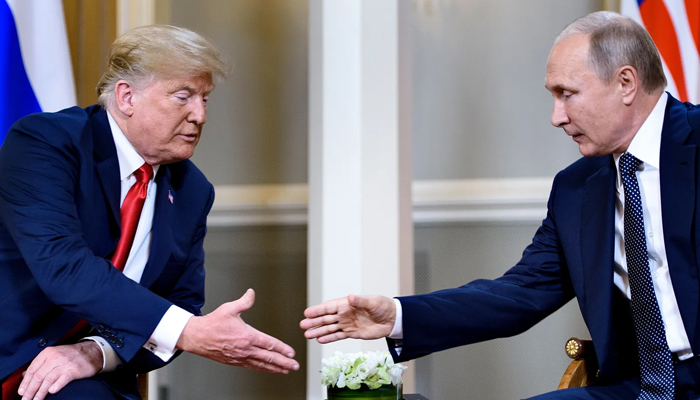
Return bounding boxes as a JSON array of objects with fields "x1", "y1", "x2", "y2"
[{"x1": 0, "y1": 25, "x2": 298, "y2": 400}]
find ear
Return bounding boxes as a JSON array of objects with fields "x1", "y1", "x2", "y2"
[
  {"x1": 114, "y1": 80, "x2": 136, "y2": 117},
  {"x1": 617, "y1": 65, "x2": 639, "y2": 106}
]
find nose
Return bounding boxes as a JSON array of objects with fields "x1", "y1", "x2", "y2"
[
  {"x1": 550, "y1": 99, "x2": 569, "y2": 127},
  {"x1": 188, "y1": 98, "x2": 207, "y2": 125}
]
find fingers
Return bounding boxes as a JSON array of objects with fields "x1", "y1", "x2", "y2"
[
  {"x1": 241, "y1": 359, "x2": 292, "y2": 374},
  {"x1": 18, "y1": 343, "x2": 102, "y2": 400},
  {"x1": 302, "y1": 319, "x2": 342, "y2": 339},
  {"x1": 18, "y1": 356, "x2": 46, "y2": 400},
  {"x1": 302, "y1": 322, "x2": 354, "y2": 344},
  {"x1": 315, "y1": 330, "x2": 350, "y2": 344},
  {"x1": 239, "y1": 327, "x2": 299, "y2": 373},
  {"x1": 247, "y1": 346, "x2": 299, "y2": 372},
  {"x1": 303, "y1": 297, "x2": 347, "y2": 319},
  {"x1": 250, "y1": 328, "x2": 297, "y2": 362},
  {"x1": 299, "y1": 313, "x2": 340, "y2": 330},
  {"x1": 19, "y1": 354, "x2": 59, "y2": 400},
  {"x1": 46, "y1": 373, "x2": 74, "y2": 395},
  {"x1": 21, "y1": 365, "x2": 72, "y2": 400}
]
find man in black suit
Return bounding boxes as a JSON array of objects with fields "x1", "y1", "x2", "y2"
[
  {"x1": 0, "y1": 25, "x2": 298, "y2": 400},
  {"x1": 302, "y1": 11, "x2": 700, "y2": 399}
]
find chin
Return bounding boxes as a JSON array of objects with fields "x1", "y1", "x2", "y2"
[
  {"x1": 579, "y1": 147, "x2": 608, "y2": 158},
  {"x1": 577, "y1": 145, "x2": 597, "y2": 158}
]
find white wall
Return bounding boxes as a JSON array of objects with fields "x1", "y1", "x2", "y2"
[{"x1": 162, "y1": 1, "x2": 604, "y2": 399}]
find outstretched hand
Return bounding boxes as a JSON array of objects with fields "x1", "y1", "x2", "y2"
[
  {"x1": 300, "y1": 294, "x2": 396, "y2": 344},
  {"x1": 177, "y1": 288, "x2": 299, "y2": 374}
]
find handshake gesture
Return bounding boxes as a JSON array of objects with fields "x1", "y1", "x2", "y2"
[
  {"x1": 16, "y1": 291, "x2": 398, "y2": 400},
  {"x1": 17, "y1": 289, "x2": 300, "y2": 400},
  {"x1": 300, "y1": 294, "x2": 397, "y2": 343}
]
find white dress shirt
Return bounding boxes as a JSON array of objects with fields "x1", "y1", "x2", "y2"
[
  {"x1": 84, "y1": 112, "x2": 193, "y2": 371},
  {"x1": 390, "y1": 93, "x2": 694, "y2": 361},
  {"x1": 612, "y1": 93, "x2": 692, "y2": 359}
]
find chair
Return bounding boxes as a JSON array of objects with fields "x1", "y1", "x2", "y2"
[
  {"x1": 558, "y1": 337, "x2": 598, "y2": 389},
  {"x1": 137, "y1": 373, "x2": 149, "y2": 400}
]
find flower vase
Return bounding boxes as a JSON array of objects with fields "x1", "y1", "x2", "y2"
[{"x1": 327, "y1": 384, "x2": 402, "y2": 400}]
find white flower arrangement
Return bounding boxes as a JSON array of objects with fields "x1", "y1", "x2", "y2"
[{"x1": 321, "y1": 351, "x2": 407, "y2": 390}]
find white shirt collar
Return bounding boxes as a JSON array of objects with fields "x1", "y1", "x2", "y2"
[
  {"x1": 625, "y1": 92, "x2": 667, "y2": 169},
  {"x1": 106, "y1": 110, "x2": 160, "y2": 180},
  {"x1": 613, "y1": 92, "x2": 667, "y2": 181}
]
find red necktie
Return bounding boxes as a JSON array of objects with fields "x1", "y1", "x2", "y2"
[
  {"x1": 110, "y1": 163, "x2": 154, "y2": 271},
  {"x1": 1, "y1": 164, "x2": 153, "y2": 400}
]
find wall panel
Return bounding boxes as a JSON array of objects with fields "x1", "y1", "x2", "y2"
[{"x1": 63, "y1": 0, "x2": 116, "y2": 107}]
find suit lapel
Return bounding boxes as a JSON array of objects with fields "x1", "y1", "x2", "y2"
[
  {"x1": 90, "y1": 107, "x2": 121, "y2": 232},
  {"x1": 659, "y1": 96, "x2": 699, "y2": 340},
  {"x1": 139, "y1": 166, "x2": 175, "y2": 288},
  {"x1": 581, "y1": 157, "x2": 617, "y2": 361}
]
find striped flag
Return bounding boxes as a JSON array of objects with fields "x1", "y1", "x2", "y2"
[
  {"x1": 0, "y1": 0, "x2": 76, "y2": 143},
  {"x1": 622, "y1": 0, "x2": 700, "y2": 103}
]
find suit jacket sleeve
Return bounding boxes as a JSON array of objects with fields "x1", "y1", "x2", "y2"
[
  {"x1": 115, "y1": 183, "x2": 212, "y2": 374},
  {"x1": 389, "y1": 174, "x2": 576, "y2": 362},
  {"x1": 0, "y1": 112, "x2": 179, "y2": 363}
]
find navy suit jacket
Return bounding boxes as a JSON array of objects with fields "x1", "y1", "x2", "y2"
[
  {"x1": 0, "y1": 105, "x2": 214, "y2": 398},
  {"x1": 391, "y1": 94, "x2": 700, "y2": 385}
]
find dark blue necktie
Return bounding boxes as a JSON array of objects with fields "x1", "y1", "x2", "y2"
[{"x1": 619, "y1": 152, "x2": 675, "y2": 399}]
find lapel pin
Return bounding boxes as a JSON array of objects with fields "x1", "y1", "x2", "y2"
[{"x1": 168, "y1": 190, "x2": 174, "y2": 204}]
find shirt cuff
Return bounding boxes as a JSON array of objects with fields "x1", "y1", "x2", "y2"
[
  {"x1": 81, "y1": 336, "x2": 122, "y2": 372},
  {"x1": 388, "y1": 298, "x2": 403, "y2": 339},
  {"x1": 145, "y1": 305, "x2": 193, "y2": 362}
]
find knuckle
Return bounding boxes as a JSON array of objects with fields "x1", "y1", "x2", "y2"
[{"x1": 43, "y1": 347, "x2": 58, "y2": 357}]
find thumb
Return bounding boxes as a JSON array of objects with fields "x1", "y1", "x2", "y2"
[{"x1": 229, "y1": 288, "x2": 255, "y2": 314}]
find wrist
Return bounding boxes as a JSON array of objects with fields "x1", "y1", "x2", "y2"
[
  {"x1": 78, "y1": 341, "x2": 105, "y2": 372},
  {"x1": 176, "y1": 315, "x2": 201, "y2": 353}
]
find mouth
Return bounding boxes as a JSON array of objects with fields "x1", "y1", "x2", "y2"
[
  {"x1": 178, "y1": 134, "x2": 198, "y2": 143},
  {"x1": 565, "y1": 131, "x2": 583, "y2": 143}
]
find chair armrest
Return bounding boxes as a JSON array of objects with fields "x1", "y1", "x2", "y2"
[{"x1": 557, "y1": 337, "x2": 598, "y2": 389}]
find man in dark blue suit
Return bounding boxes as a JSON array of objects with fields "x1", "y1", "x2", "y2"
[
  {"x1": 0, "y1": 25, "x2": 298, "y2": 400},
  {"x1": 301, "y1": 11, "x2": 700, "y2": 400}
]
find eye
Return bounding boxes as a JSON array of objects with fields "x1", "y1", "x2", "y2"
[{"x1": 174, "y1": 92, "x2": 190, "y2": 102}]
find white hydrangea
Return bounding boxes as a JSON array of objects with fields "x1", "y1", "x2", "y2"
[{"x1": 321, "y1": 351, "x2": 407, "y2": 390}]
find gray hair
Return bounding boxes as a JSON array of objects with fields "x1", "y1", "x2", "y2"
[
  {"x1": 97, "y1": 25, "x2": 229, "y2": 108},
  {"x1": 555, "y1": 11, "x2": 666, "y2": 93}
]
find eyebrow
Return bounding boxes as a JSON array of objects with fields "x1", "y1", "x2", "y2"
[
  {"x1": 545, "y1": 83, "x2": 567, "y2": 93},
  {"x1": 169, "y1": 84, "x2": 213, "y2": 95}
]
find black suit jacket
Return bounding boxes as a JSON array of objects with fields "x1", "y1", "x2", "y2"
[
  {"x1": 391, "y1": 94, "x2": 700, "y2": 385},
  {"x1": 0, "y1": 105, "x2": 214, "y2": 398}
]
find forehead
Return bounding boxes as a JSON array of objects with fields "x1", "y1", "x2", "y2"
[
  {"x1": 149, "y1": 74, "x2": 215, "y2": 94},
  {"x1": 545, "y1": 34, "x2": 593, "y2": 90}
]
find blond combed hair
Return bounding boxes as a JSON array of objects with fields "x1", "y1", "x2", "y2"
[{"x1": 97, "y1": 25, "x2": 229, "y2": 108}]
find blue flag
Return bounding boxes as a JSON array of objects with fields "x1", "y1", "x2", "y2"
[{"x1": 1, "y1": 0, "x2": 76, "y2": 143}]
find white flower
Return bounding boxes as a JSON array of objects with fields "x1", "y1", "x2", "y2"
[
  {"x1": 388, "y1": 363, "x2": 407, "y2": 386},
  {"x1": 321, "y1": 350, "x2": 407, "y2": 390}
]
